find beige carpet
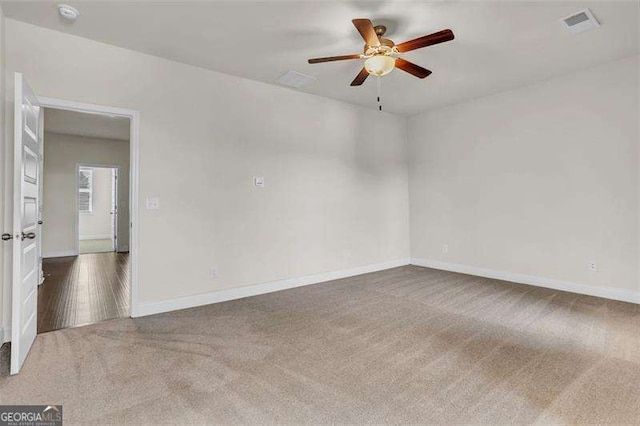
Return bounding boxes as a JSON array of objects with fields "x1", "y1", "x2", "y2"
[{"x1": 1, "y1": 265, "x2": 638, "y2": 424}]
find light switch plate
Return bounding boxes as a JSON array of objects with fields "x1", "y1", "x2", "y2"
[
  {"x1": 254, "y1": 176, "x2": 265, "y2": 188},
  {"x1": 145, "y1": 197, "x2": 160, "y2": 210}
]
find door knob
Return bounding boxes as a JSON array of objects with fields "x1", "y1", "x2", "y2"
[
  {"x1": 21, "y1": 232, "x2": 36, "y2": 240},
  {"x1": 1, "y1": 233, "x2": 12, "y2": 241}
]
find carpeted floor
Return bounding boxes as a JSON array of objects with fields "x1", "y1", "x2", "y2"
[
  {"x1": 79, "y1": 238, "x2": 113, "y2": 254},
  {"x1": 0, "y1": 265, "x2": 638, "y2": 424}
]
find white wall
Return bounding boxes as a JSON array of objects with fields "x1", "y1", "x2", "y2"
[
  {"x1": 79, "y1": 167, "x2": 115, "y2": 241},
  {"x1": 1, "y1": 19, "x2": 410, "y2": 326},
  {"x1": 409, "y1": 55, "x2": 639, "y2": 297},
  {"x1": 42, "y1": 132, "x2": 129, "y2": 256}
]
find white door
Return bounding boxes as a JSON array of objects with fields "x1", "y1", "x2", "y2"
[
  {"x1": 11, "y1": 73, "x2": 41, "y2": 375},
  {"x1": 111, "y1": 169, "x2": 118, "y2": 251}
]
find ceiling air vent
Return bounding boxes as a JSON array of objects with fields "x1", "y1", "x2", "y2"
[
  {"x1": 276, "y1": 71, "x2": 316, "y2": 89},
  {"x1": 562, "y1": 9, "x2": 599, "y2": 34}
]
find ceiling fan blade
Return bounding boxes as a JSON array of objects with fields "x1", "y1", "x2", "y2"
[
  {"x1": 350, "y1": 68, "x2": 369, "y2": 86},
  {"x1": 396, "y1": 29, "x2": 454, "y2": 53},
  {"x1": 395, "y1": 58, "x2": 432, "y2": 79},
  {"x1": 352, "y1": 19, "x2": 381, "y2": 47},
  {"x1": 308, "y1": 54, "x2": 362, "y2": 64}
]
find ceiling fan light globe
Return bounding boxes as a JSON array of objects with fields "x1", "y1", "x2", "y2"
[{"x1": 364, "y1": 55, "x2": 395, "y2": 77}]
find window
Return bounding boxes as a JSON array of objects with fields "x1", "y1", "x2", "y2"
[{"x1": 78, "y1": 167, "x2": 93, "y2": 214}]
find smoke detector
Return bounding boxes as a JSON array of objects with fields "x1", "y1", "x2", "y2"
[
  {"x1": 58, "y1": 4, "x2": 80, "y2": 21},
  {"x1": 562, "y1": 9, "x2": 599, "y2": 34}
]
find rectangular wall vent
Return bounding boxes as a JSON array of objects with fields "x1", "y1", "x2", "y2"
[
  {"x1": 562, "y1": 9, "x2": 600, "y2": 34},
  {"x1": 276, "y1": 71, "x2": 316, "y2": 88}
]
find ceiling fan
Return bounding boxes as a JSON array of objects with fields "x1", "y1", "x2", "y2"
[{"x1": 308, "y1": 19, "x2": 454, "y2": 86}]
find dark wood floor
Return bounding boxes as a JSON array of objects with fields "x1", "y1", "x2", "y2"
[{"x1": 38, "y1": 252, "x2": 130, "y2": 334}]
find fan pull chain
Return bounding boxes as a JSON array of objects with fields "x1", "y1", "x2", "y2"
[{"x1": 377, "y1": 76, "x2": 383, "y2": 112}]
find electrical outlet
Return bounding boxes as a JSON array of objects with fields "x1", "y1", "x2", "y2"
[
  {"x1": 210, "y1": 266, "x2": 218, "y2": 278},
  {"x1": 442, "y1": 244, "x2": 448, "y2": 254},
  {"x1": 588, "y1": 260, "x2": 597, "y2": 272},
  {"x1": 253, "y1": 176, "x2": 265, "y2": 188}
]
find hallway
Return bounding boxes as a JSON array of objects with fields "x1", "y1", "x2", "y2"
[
  {"x1": 37, "y1": 252, "x2": 130, "y2": 333},
  {"x1": 79, "y1": 238, "x2": 114, "y2": 254}
]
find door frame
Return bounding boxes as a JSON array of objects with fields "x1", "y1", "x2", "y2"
[
  {"x1": 38, "y1": 97, "x2": 140, "y2": 317},
  {"x1": 74, "y1": 164, "x2": 119, "y2": 255},
  {"x1": 37, "y1": 107, "x2": 45, "y2": 285}
]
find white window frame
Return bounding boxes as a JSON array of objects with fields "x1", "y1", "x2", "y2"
[{"x1": 78, "y1": 167, "x2": 94, "y2": 214}]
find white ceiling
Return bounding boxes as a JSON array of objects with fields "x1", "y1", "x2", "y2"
[
  {"x1": 3, "y1": 1, "x2": 639, "y2": 115},
  {"x1": 44, "y1": 108, "x2": 130, "y2": 141}
]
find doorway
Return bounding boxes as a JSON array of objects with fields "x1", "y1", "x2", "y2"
[
  {"x1": 37, "y1": 106, "x2": 132, "y2": 334},
  {"x1": 77, "y1": 165, "x2": 119, "y2": 254}
]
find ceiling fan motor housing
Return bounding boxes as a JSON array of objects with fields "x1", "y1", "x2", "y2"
[
  {"x1": 364, "y1": 43, "x2": 397, "y2": 57},
  {"x1": 364, "y1": 26, "x2": 396, "y2": 56}
]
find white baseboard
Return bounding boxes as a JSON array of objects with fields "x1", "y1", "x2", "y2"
[
  {"x1": 411, "y1": 258, "x2": 640, "y2": 304},
  {"x1": 79, "y1": 234, "x2": 112, "y2": 240},
  {"x1": 43, "y1": 250, "x2": 77, "y2": 258},
  {"x1": 133, "y1": 258, "x2": 410, "y2": 317},
  {"x1": 1, "y1": 326, "x2": 11, "y2": 344}
]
